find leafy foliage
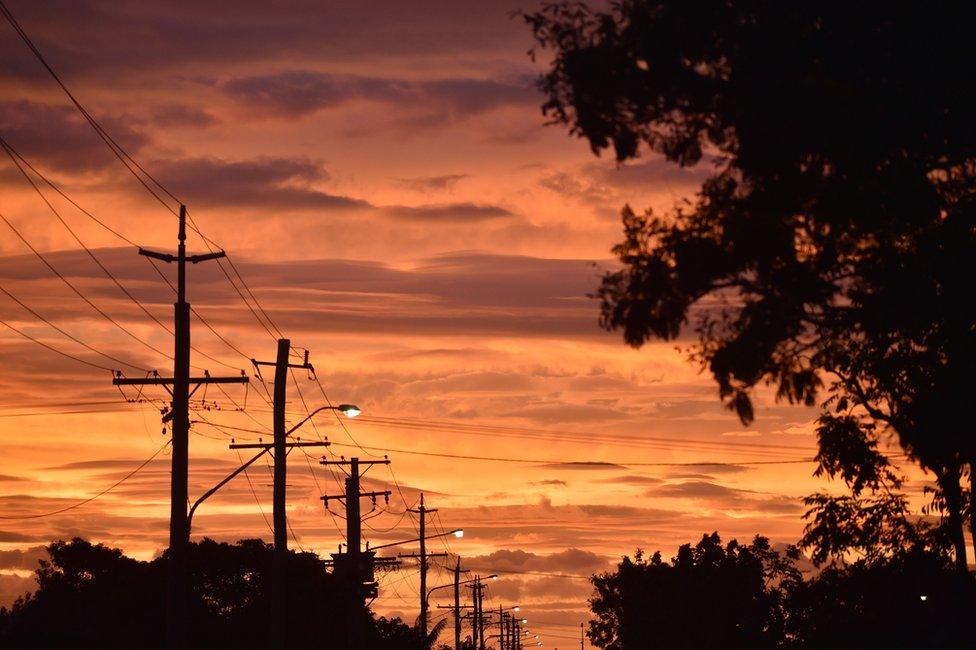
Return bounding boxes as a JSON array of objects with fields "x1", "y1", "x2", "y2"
[
  {"x1": 588, "y1": 533, "x2": 975, "y2": 650},
  {"x1": 0, "y1": 538, "x2": 426, "y2": 650},
  {"x1": 589, "y1": 533, "x2": 801, "y2": 649},
  {"x1": 526, "y1": 0, "x2": 976, "y2": 568}
]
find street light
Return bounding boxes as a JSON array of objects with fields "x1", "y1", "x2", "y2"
[
  {"x1": 337, "y1": 403, "x2": 361, "y2": 418},
  {"x1": 369, "y1": 528, "x2": 464, "y2": 551},
  {"x1": 286, "y1": 403, "x2": 361, "y2": 435},
  {"x1": 427, "y1": 574, "x2": 498, "y2": 601}
]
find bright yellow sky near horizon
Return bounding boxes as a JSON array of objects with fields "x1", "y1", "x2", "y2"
[{"x1": 0, "y1": 1, "x2": 939, "y2": 644}]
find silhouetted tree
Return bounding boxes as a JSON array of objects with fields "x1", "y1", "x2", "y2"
[
  {"x1": 587, "y1": 532, "x2": 975, "y2": 649},
  {"x1": 526, "y1": 1, "x2": 976, "y2": 569},
  {"x1": 800, "y1": 413, "x2": 951, "y2": 567},
  {"x1": 589, "y1": 533, "x2": 801, "y2": 649},
  {"x1": 0, "y1": 537, "x2": 423, "y2": 649},
  {"x1": 785, "y1": 549, "x2": 974, "y2": 648}
]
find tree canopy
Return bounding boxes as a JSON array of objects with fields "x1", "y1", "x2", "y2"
[
  {"x1": 0, "y1": 538, "x2": 427, "y2": 650},
  {"x1": 526, "y1": 1, "x2": 976, "y2": 567},
  {"x1": 589, "y1": 532, "x2": 974, "y2": 649}
]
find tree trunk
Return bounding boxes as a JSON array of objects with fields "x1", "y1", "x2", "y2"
[{"x1": 939, "y1": 463, "x2": 968, "y2": 574}]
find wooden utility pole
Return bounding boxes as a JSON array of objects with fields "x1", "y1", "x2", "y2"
[
  {"x1": 399, "y1": 493, "x2": 448, "y2": 640},
  {"x1": 114, "y1": 205, "x2": 247, "y2": 650},
  {"x1": 321, "y1": 456, "x2": 396, "y2": 649},
  {"x1": 467, "y1": 577, "x2": 487, "y2": 650},
  {"x1": 251, "y1": 338, "x2": 317, "y2": 650},
  {"x1": 499, "y1": 607, "x2": 506, "y2": 650},
  {"x1": 454, "y1": 558, "x2": 462, "y2": 650}
]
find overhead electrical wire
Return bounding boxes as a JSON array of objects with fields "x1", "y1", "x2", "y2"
[
  {"x1": 0, "y1": 0, "x2": 180, "y2": 216},
  {"x1": 0, "y1": 316, "x2": 118, "y2": 373},
  {"x1": 0, "y1": 285, "x2": 148, "y2": 372},
  {"x1": 0, "y1": 136, "x2": 251, "y2": 374},
  {"x1": 0, "y1": 210, "x2": 175, "y2": 364},
  {"x1": 0, "y1": 1, "x2": 282, "y2": 380},
  {"x1": 191, "y1": 420, "x2": 827, "y2": 467},
  {"x1": 0, "y1": 439, "x2": 171, "y2": 519}
]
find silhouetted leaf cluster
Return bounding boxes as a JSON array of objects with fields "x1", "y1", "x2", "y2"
[
  {"x1": 589, "y1": 532, "x2": 974, "y2": 649},
  {"x1": 526, "y1": 0, "x2": 976, "y2": 569},
  {"x1": 0, "y1": 538, "x2": 426, "y2": 650}
]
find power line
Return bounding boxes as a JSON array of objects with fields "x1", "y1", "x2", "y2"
[
  {"x1": 0, "y1": 439, "x2": 171, "y2": 519},
  {"x1": 327, "y1": 441, "x2": 819, "y2": 467},
  {"x1": 0, "y1": 209, "x2": 175, "y2": 364},
  {"x1": 0, "y1": 136, "x2": 249, "y2": 374},
  {"x1": 0, "y1": 6, "x2": 275, "y2": 376},
  {"x1": 191, "y1": 421, "x2": 823, "y2": 467},
  {"x1": 0, "y1": 316, "x2": 117, "y2": 372},
  {"x1": 355, "y1": 415, "x2": 814, "y2": 454},
  {"x1": 0, "y1": 0, "x2": 180, "y2": 215},
  {"x1": 0, "y1": 285, "x2": 148, "y2": 372}
]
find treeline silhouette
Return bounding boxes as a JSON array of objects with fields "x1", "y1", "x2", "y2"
[
  {"x1": 0, "y1": 538, "x2": 436, "y2": 650},
  {"x1": 589, "y1": 532, "x2": 975, "y2": 649}
]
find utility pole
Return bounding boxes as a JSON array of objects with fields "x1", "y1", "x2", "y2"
[
  {"x1": 398, "y1": 493, "x2": 448, "y2": 640},
  {"x1": 114, "y1": 204, "x2": 247, "y2": 650},
  {"x1": 250, "y1": 338, "x2": 319, "y2": 650},
  {"x1": 321, "y1": 456, "x2": 396, "y2": 649},
  {"x1": 454, "y1": 558, "x2": 462, "y2": 650},
  {"x1": 499, "y1": 607, "x2": 506, "y2": 650},
  {"x1": 467, "y1": 577, "x2": 487, "y2": 650}
]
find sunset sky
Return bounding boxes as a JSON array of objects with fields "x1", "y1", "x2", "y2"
[{"x1": 0, "y1": 1, "x2": 933, "y2": 645}]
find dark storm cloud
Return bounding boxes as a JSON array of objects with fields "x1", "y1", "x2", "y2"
[
  {"x1": 220, "y1": 71, "x2": 536, "y2": 124},
  {"x1": 650, "y1": 481, "x2": 803, "y2": 514},
  {"x1": 150, "y1": 157, "x2": 372, "y2": 211},
  {"x1": 149, "y1": 104, "x2": 219, "y2": 128},
  {"x1": 0, "y1": 545, "x2": 47, "y2": 571},
  {"x1": 394, "y1": 174, "x2": 468, "y2": 192},
  {"x1": 0, "y1": 574, "x2": 36, "y2": 609},
  {"x1": 0, "y1": 248, "x2": 607, "y2": 341},
  {"x1": 383, "y1": 202, "x2": 513, "y2": 222},
  {"x1": 464, "y1": 547, "x2": 610, "y2": 574},
  {"x1": 596, "y1": 474, "x2": 665, "y2": 486},
  {"x1": 0, "y1": 100, "x2": 149, "y2": 173},
  {"x1": 585, "y1": 157, "x2": 711, "y2": 192},
  {"x1": 0, "y1": 531, "x2": 47, "y2": 543},
  {"x1": 534, "y1": 462, "x2": 626, "y2": 471},
  {"x1": 0, "y1": 1, "x2": 533, "y2": 79}
]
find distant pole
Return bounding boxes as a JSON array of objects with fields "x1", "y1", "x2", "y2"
[
  {"x1": 409, "y1": 493, "x2": 437, "y2": 638},
  {"x1": 321, "y1": 456, "x2": 392, "y2": 650},
  {"x1": 477, "y1": 581, "x2": 486, "y2": 650},
  {"x1": 271, "y1": 338, "x2": 290, "y2": 650},
  {"x1": 581, "y1": 621, "x2": 584, "y2": 650},
  {"x1": 454, "y1": 558, "x2": 462, "y2": 650},
  {"x1": 348, "y1": 457, "x2": 362, "y2": 650},
  {"x1": 499, "y1": 607, "x2": 505, "y2": 650}
]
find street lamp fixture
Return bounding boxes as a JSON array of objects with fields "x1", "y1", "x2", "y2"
[
  {"x1": 286, "y1": 403, "x2": 362, "y2": 436},
  {"x1": 370, "y1": 528, "x2": 464, "y2": 552},
  {"x1": 426, "y1": 574, "x2": 497, "y2": 601},
  {"x1": 337, "y1": 403, "x2": 361, "y2": 418}
]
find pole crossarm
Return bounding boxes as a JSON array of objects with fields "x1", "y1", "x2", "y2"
[
  {"x1": 229, "y1": 441, "x2": 330, "y2": 450},
  {"x1": 138, "y1": 248, "x2": 226, "y2": 264},
  {"x1": 322, "y1": 489, "x2": 390, "y2": 505},
  {"x1": 321, "y1": 458, "x2": 390, "y2": 467},
  {"x1": 113, "y1": 376, "x2": 248, "y2": 385}
]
